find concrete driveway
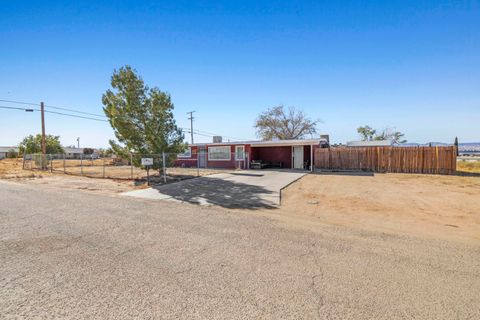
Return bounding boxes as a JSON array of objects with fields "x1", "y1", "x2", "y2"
[{"x1": 122, "y1": 170, "x2": 306, "y2": 209}]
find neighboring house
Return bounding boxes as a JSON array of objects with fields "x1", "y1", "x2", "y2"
[
  {"x1": 0, "y1": 146, "x2": 19, "y2": 159},
  {"x1": 63, "y1": 147, "x2": 99, "y2": 159},
  {"x1": 64, "y1": 147, "x2": 85, "y2": 159},
  {"x1": 346, "y1": 140, "x2": 394, "y2": 147},
  {"x1": 175, "y1": 137, "x2": 329, "y2": 171}
]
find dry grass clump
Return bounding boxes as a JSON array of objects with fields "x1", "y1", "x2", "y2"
[{"x1": 457, "y1": 160, "x2": 480, "y2": 173}]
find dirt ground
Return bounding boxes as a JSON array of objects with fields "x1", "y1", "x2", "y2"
[
  {"x1": 457, "y1": 158, "x2": 480, "y2": 173},
  {"x1": 2, "y1": 158, "x2": 479, "y2": 244},
  {"x1": 0, "y1": 158, "x2": 231, "y2": 195},
  {"x1": 279, "y1": 173, "x2": 480, "y2": 244},
  {"x1": 0, "y1": 158, "x2": 141, "y2": 194}
]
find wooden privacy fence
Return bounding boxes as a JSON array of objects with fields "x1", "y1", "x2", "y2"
[{"x1": 314, "y1": 146, "x2": 457, "y2": 175}]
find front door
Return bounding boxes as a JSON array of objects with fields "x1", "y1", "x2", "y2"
[
  {"x1": 198, "y1": 146, "x2": 207, "y2": 168},
  {"x1": 293, "y1": 146, "x2": 304, "y2": 169}
]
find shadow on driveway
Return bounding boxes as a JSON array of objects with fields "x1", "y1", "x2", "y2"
[{"x1": 148, "y1": 176, "x2": 278, "y2": 209}]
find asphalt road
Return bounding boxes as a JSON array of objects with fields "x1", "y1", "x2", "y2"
[{"x1": 1, "y1": 181, "x2": 479, "y2": 319}]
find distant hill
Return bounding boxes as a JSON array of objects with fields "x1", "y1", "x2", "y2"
[
  {"x1": 459, "y1": 142, "x2": 480, "y2": 153},
  {"x1": 400, "y1": 142, "x2": 480, "y2": 152},
  {"x1": 401, "y1": 142, "x2": 452, "y2": 147}
]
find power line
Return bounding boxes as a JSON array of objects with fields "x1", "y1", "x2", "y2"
[
  {"x1": 44, "y1": 104, "x2": 106, "y2": 118},
  {"x1": 0, "y1": 98, "x2": 106, "y2": 118},
  {"x1": 43, "y1": 110, "x2": 108, "y2": 122},
  {"x1": 0, "y1": 105, "x2": 108, "y2": 122},
  {"x1": 193, "y1": 129, "x2": 248, "y2": 141},
  {"x1": 0, "y1": 105, "x2": 33, "y2": 111},
  {"x1": 0, "y1": 99, "x2": 39, "y2": 106},
  {"x1": 2, "y1": 99, "x2": 249, "y2": 140},
  {"x1": 181, "y1": 128, "x2": 248, "y2": 142}
]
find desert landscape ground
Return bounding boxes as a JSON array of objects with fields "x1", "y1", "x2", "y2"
[{"x1": 279, "y1": 173, "x2": 480, "y2": 244}]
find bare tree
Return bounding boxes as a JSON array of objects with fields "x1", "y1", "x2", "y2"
[{"x1": 254, "y1": 105, "x2": 319, "y2": 140}]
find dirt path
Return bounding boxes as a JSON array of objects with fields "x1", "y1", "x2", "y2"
[{"x1": 279, "y1": 173, "x2": 480, "y2": 244}]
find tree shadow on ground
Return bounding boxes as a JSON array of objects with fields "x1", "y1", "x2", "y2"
[
  {"x1": 150, "y1": 176, "x2": 278, "y2": 209},
  {"x1": 133, "y1": 173, "x2": 197, "y2": 186}
]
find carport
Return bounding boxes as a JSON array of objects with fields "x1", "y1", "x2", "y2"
[{"x1": 250, "y1": 139, "x2": 321, "y2": 171}]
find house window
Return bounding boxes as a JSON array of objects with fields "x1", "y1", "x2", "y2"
[
  {"x1": 177, "y1": 147, "x2": 192, "y2": 158},
  {"x1": 235, "y1": 145, "x2": 245, "y2": 160},
  {"x1": 208, "y1": 146, "x2": 231, "y2": 161}
]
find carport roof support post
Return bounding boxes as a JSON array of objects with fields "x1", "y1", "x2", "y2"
[{"x1": 311, "y1": 144, "x2": 313, "y2": 172}]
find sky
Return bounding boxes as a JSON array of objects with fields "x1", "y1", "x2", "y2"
[{"x1": 1, "y1": 0, "x2": 479, "y2": 147}]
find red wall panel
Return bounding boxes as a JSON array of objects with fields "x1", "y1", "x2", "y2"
[{"x1": 250, "y1": 146, "x2": 292, "y2": 169}]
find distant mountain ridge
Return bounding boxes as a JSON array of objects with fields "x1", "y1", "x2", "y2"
[{"x1": 400, "y1": 142, "x2": 480, "y2": 152}]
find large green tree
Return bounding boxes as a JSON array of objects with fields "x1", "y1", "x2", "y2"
[
  {"x1": 254, "y1": 105, "x2": 319, "y2": 140},
  {"x1": 357, "y1": 125, "x2": 407, "y2": 144},
  {"x1": 357, "y1": 125, "x2": 377, "y2": 141},
  {"x1": 102, "y1": 66, "x2": 185, "y2": 165},
  {"x1": 18, "y1": 134, "x2": 64, "y2": 154}
]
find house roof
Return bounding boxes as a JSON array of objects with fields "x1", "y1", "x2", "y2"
[
  {"x1": 346, "y1": 140, "x2": 394, "y2": 147},
  {"x1": 191, "y1": 138, "x2": 328, "y2": 147},
  {"x1": 64, "y1": 147, "x2": 85, "y2": 154},
  {"x1": 250, "y1": 138, "x2": 327, "y2": 147},
  {"x1": 0, "y1": 146, "x2": 19, "y2": 153}
]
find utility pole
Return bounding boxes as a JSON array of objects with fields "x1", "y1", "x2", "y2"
[
  {"x1": 187, "y1": 111, "x2": 195, "y2": 144},
  {"x1": 77, "y1": 137, "x2": 80, "y2": 148},
  {"x1": 40, "y1": 102, "x2": 47, "y2": 169},
  {"x1": 40, "y1": 102, "x2": 46, "y2": 155}
]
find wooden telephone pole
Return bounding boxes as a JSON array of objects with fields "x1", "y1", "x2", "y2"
[
  {"x1": 40, "y1": 102, "x2": 47, "y2": 169},
  {"x1": 41, "y1": 102, "x2": 46, "y2": 155},
  {"x1": 187, "y1": 111, "x2": 195, "y2": 144}
]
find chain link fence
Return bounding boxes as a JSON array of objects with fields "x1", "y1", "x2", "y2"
[{"x1": 23, "y1": 152, "x2": 249, "y2": 184}]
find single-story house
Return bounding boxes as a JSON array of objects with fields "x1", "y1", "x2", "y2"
[
  {"x1": 63, "y1": 147, "x2": 100, "y2": 159},
  {"x1": 0, "y1": 146, "x2": 19, "y2": 159},
  {"x1": 174, "y1": 138, "x2": 329, "y2": 170},
  {"x1": 64, "y1": 147, "x2": 85, "y2": 159}
]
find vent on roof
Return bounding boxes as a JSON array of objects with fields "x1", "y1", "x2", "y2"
[
  {"x1": 320, "y1": 135, "x2": 330, "y2": 143},
  {"x1": 213, "y1": 136, "x2": 222, "y2": 143}
]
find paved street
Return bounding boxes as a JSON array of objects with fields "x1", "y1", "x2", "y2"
[{"x1": 1, "y1": 180, "x2": 479, "y2": 319}]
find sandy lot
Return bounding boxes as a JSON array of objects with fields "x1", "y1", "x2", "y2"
[
  {"x1": 0, "y1": 159, "x2": 231, "y2": 195},
  {"x1": 0, "y1": 158, "x2": 140, "y2": 194},
  {"x1": 279, "y1": 173, "x2": 480, "y2": 244}
]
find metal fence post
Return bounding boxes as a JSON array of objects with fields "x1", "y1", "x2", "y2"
[
  {"x1": 63, "y1": 154, "x2": 66, "y2": 173},
  {"x1": 103, "y1": 157, "x2": 106, "y2": 178},
  {"x1": 162, "y1": 152, "x2": 167, "y2": 183},
  {"x1": 22, "y1": 153, "x2": 26, "y2": 170},
  {"x1": 80, "y1": 154, "x2": 83, "y2": 175},
  {"x1": 196, "y1": 152, "x2": 200, "y2": 177},
  {"x1": 130, "y1": 153, "x2": 133, "y2": 179},
  {"x1": 50, "y1": 155, "x2": 53, "y2": 173}
]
